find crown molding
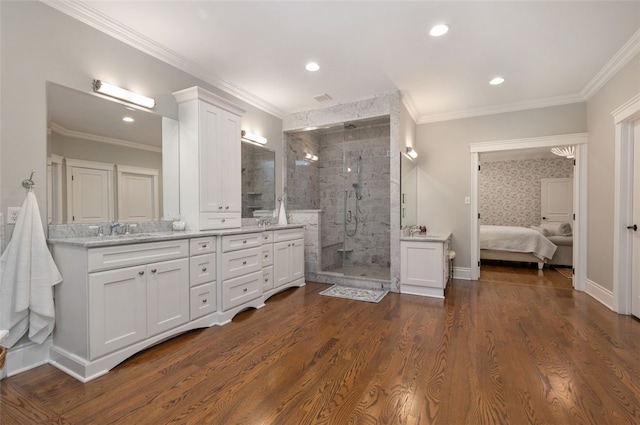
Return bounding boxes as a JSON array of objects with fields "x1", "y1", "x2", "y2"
[
  {"x1": 469, "y1": 132, "x2": 588, "y2": 153},
  {"x1": 400, "y1": 92, "x2": 420, "y2": 123},
  {"x1": 40, "y1": 0, "x2": 285, "y2": 119},
  {"x1": 418, "y1": 93, "x2": 585, "y2": 124},
  {"x1": 50, "y1": 122, "x2": 162, "y2": 153},
  {"x1": 582, "y1": 28, "x2": 640, "y2": 100}
]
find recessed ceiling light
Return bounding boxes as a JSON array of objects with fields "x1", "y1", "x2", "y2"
[
  {"x1": 489, "y1": 77, "x2": 505, "y2": 86},
  {"x1": 306, "y1": 62, "x2": 320, "y2": 72},
  {"x1": 122, "y1": 116, "x2": 135, "y2": 123},
  {"x1": 429, "y1": 24, "x2": 449, "y2": 37}
]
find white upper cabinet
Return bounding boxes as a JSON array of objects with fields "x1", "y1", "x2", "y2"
[{"x1": 173, "y1": 87, "x2": 246, "y2": 230}]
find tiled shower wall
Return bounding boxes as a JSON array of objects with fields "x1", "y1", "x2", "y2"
[
  {"x1": 479, "y1": 157, "x2": 574, "y2": 228},
  {"x1": 241, "y1": 143, "x2": 276, "y2": 218},
  {"x1": 286, "y1": 120, "x2": 391, "y2": 272}
]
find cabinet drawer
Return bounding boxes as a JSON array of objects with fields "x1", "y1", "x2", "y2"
[
  {"x1": 221, "y1": 247, "x2": 261, "y2": 280},
  {"x1": 262, "y1": 244, "x2": 273, "y2": 267},
  {"x1": 274, "y1": 227, "x2": 304, "y2": 242},
  {"x1": 262, "y1": 265, "x2": 274, "y2": 291},
  {"x1": 222, "y1": 271, "x2": 262, "y2": 311},
  {"x1": 88, "y1": 240, "x2": 189, "y2": 272},
  {"x1": 190, "y1": 282, "x2": 216, "y2": 320},
  {"x1": 189, "y1": 253, "x2": 216, "y2": 287},
  {"x1": 222, "y1": 232, "x2": 262, "y2": 252},
  {"x1": 190, "y1": 237, "x2": 215, "y2": 255},
  {"x1": 261, "y1": 231, "x2": 273, "y2": 243},
  {"x1": 200, "y1": 213, "x2": 241, "y2": 230}
]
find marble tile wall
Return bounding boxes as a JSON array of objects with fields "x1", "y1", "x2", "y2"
[
  {"x1": 289, "y1": 210, "x2": 321, "y2": 275},
  {"x1": 285, "y1": 131, "x2": 321, "y2": 211},
  {"x1": 48, "y1": 220, "x2": 173, "y2": 239}
]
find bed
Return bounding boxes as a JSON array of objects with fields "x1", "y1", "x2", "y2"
[{"x1": 480, "y1": 225, "x2": 558, "y2": 269}]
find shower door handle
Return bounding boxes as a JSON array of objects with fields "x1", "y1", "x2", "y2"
[{"x1": 347, "y1": 210, "x2": 352, "y2": 223}]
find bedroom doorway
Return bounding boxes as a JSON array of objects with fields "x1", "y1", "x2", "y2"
[{"x1": 469, "y1": 133, "x2": 588, "y2": 291}]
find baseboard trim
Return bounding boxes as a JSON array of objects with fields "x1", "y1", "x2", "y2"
[
  {"x1": 453, "y1": 267, "x2": 471, "y2": 280},
  {"x1": 1, "y1": 338, "x2": 51, "y2": 379},
  {"x1": 585, "y1": 278, "x2": 614, "y2": 311}
]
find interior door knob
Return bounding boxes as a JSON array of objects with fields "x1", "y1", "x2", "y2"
[{"x1": 628, "y1": 224, "x2": 638, "y2": 231}]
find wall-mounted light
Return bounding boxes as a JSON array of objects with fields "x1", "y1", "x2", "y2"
[
  {"x1": 551, "y1": 146, "x2": 575, "y2": 159},
  {"x1": 304, "y1": 152, "x2": 319, "y2": 162},
  {"x1": 92, "y1": 79, "x2": 156, "y2": 109},
  {"x1": 405, "y1": 146, "x2": 418, "y2": 159},
  {"x1": 241, "y1": 130, "x2": 267, "y2": 146}
]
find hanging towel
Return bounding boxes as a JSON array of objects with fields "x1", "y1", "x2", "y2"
[
  {"x1": 0, "y1": 192, "x2": 62, "y2": 348},
  {"x1": 278, "y1": 198, "x2": 288, "y2": 225}
]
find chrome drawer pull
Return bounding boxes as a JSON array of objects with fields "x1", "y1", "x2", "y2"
[
  {"x1": 202, "y1": 267, "x2": 207, "y2": 272},
  {"x1": 243, "y1": 240, "x2": 247, "y2": 244},
  {"x1": 151, "y1": 269, "x2": 157, "y2": 273},
  {"x1": 218, "y1": 206, "x2": 223, "y2": 210},
  {"x1": 202, "y1": 244, "x2": 207, "y2": 248},
  {"x1": 202, "y1": 298, "x2": 207, "y2": 303},
  {"x1": 221, "y1": 219, "x2": 226, "y2": 223},
  {"x1": 242, "y1": 261, "x2": 247, "y2": 265},
  {"x1": 225, "y1": 206, "x2": 229, "y2": 210},
  {"x1": 243, "y1": 288, "x2": 248, "y2": 292},
  {"x1": 138, "y1": 271, "x2": 144, "y2": 276}
]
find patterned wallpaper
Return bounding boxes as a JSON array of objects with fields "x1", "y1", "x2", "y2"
[{"x1": 479, "y1": 157, "x2": 573, "y2": 228}]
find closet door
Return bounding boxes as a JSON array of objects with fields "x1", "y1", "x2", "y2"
[{"x1": 541, "y1": 178, "x2": 573, "y2": 223}]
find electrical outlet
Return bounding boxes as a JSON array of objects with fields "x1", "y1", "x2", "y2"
[{"x1": 7, "y1": 207, "x2": 21, "y2": 224}]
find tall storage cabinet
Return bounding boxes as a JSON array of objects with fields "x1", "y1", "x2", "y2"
[{"x1": 173, "y1": 87, "x2": 246, "y2": 231}]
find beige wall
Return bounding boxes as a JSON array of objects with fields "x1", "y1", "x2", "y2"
[
  {"x1": 586, "y1": 53, "x2": 640, "y2": 291},
  {"x1": 0, "y1": 1, "x2": 283, "y2": 245},
  {"x1": 414, "y1": 103, "x2": 587, "y2": 270}
]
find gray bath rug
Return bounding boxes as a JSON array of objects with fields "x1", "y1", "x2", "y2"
[{"x1": 319, "y1": 285, "x2": 388, "y2": 303}]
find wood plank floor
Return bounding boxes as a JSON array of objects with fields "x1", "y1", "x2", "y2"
[{"x1": 3, "y1": 265, "x2": 640, "y2": 424}]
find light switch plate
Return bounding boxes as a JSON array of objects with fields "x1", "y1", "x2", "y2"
[{"x1": 7, "y1": 207, "x2": 21, "y2": 224}]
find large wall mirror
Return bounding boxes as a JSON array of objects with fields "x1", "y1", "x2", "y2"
[
  {"x1": 241, "y1": 141, "x2": 276, "y2": 218},
  {"x1": 46, "y1": 82, "x2": 178, "y2": 225}
]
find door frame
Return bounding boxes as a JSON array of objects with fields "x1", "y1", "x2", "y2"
[
  {"x1": 469, "y1": 133, "x2": 588, "y2": 291},
  {"x1": 613, "y1": 93, "x2": 640, "y2": 314}
]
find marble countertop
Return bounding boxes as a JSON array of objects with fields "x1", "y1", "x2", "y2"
[
  {"x1": 48, "y1": 224, "x2": 305, "y2": 248},
  {"x1": 400, "y1": 233, "x2": 451, "y2": 243}
]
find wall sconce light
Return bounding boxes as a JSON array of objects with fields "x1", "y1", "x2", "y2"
[
  {"x1": 551, "y1": 146, "x2": 575, "y2": 159},
  {"x1": 304, "y1": 152, "x2": 319, "y2": 162},
  {"x1": 405, "y1": 146, "x2": 418, "y2": 159},
  {"x1": 92, "y1": 79, "x2": 156, "y2": 109},
  {"x1": 241, "y1": 130, "x2": 268, "y2": 146}
]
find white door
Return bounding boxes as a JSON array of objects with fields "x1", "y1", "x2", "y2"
[
  {"x1": 541, "y1": 178, "x2": 573, "y2": 223},
  {"x1": 632, "y1": 121, "x2": 640, "y2": 318},
  {"x1": 147, "y1": 258, "x2": 190, "y2": 337},
  {"x1": 117, "y1": 166, "x2": 159, "y2": 222},
  {"x1": 70, "y1": 166, "x2": 112, "y2": 223}
]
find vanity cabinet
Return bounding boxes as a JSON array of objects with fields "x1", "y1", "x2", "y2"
[
  {"x1": 400, "y1": 235, "x2": 451, "y2": 299},
  {"x1": 271, "y1": 228, "x2": 305, "y2": 292},
  {"x1": 173, "y1": 86, "x2": 246, "y2": 231},
  {"x1": 189, "y1": 237, "x2": 217, "y2": 320}
]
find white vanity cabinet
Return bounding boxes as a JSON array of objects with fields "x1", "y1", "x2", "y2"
[
  {"x1": 270, "y1": 228, "x2": 305, "y2": 296},
  {"x1": 261, "y1": 231, "x2": 274, "y2": 292},
  {"x1": 173, "y1": 86, "x2": 246, "y2": 231},
  {"x1": 189, "y1": 237, "x2": 217, "y2": 320},
  {"x1": 400, "y1": 234, "x2": 451, "y2": 299},
  {"x1": 50, "y1": 238, "x2": 215, "y2": 382}
]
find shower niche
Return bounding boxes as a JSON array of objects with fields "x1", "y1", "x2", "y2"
[{"x1": 285, "y1": 117, "x2": 391, "y2": 282}]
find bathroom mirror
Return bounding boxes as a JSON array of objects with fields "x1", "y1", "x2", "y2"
[
  {"x1": 400, "y1": 151, "x2": 417, "y2": 227},
  {"x1": 46, "y1": 82, "x2": 173, "y2": 224},
  {"x1": 241, "y1": 141, "x2": 276, "y2": 218}
]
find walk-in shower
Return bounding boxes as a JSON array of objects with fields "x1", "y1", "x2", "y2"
[{"x1": 285, "y1": 117, "x2": 391, "y2": 284}]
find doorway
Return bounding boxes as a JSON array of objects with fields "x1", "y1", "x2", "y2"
[{"x1": 469, "y1": 133, "x2": 588, "y2": 290}]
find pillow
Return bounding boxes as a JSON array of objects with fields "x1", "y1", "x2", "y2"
[
  {"x1": 530, "y1": 226, "x2": 550, "y2": 236},
  {"x1": 540, "y1": 222, "x2": 572, "y2": 236}
]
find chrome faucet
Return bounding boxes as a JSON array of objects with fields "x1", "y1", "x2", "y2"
[
  {"x1": 109, "y1": 221, "x2": 124, "y2": 236},
  {"x1": 256, "y1": 217, "x2": 271, "y2": 227},
  {"x1": 409, "y1": 226, "x2": 421, "y2": 236}
]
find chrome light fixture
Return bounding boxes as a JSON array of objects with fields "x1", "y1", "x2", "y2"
[
  {"x1": 92, "y1": 80, "x2": 156, "y2": 109},
  {"x1": 405, "y1": 146, "x2": 418, "y2": 159},
  {"x1": 551, "y1": 146, "x2": 575, "y2": 159},
  {"x1": 241, "y1": 130, "x2": 267, "y2": 146}
]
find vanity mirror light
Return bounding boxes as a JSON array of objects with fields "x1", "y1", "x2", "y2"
[
  {"x1": 46, "y1": 82, "x2": 178, "y2": 225},
  {"x1": 241, "y1": 140, "x2": 276, "y2": 218}
]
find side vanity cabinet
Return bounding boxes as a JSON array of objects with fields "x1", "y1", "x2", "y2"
[{"x1": 400, "y1": 234, "x2": 451, "y2": 299}]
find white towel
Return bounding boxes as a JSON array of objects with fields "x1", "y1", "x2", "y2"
[
  {"x1": 278, "y1": 199, "x2": 288, "y2": 225},
  {"x1": 0, "y1": 192, "x2": 62, "y2": 348}
]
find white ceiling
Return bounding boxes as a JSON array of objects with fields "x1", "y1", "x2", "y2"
[{"x1": 48, "y1": 1, "x2": 640, "y2": 122}]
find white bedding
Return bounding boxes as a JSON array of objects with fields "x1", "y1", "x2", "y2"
[{"x1": 480, "y1": 225, "x2": 558, "y2": 261}]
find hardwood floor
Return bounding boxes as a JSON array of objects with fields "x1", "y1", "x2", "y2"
[{"x1": 3, "y1": 267, "x2": 640, "y2": 424}]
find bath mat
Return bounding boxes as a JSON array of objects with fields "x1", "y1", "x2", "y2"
[
  {"x1": 319, "y1": 285, "x2": 388, "y2": 303},
  {"x1": 554, "y1": 267, "x2": 573, "y2": 279}
]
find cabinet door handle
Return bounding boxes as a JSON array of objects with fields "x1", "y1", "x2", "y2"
[
  {"x1": 265, "y1": 278, "x2": 269, "y2": 282},
  {"x1": 243, "y1": 240, "x2": 247, "y2": 244},
  {"x1": 202, "y1": 244, "x2": 208, "y2": 248},
  {"x1": 221, "y1": 219, "x2": 226, "y2": 223},
  {"x1": 218, "y1": 206, "x2": 223, "y2": 210},
  {"x1": 242, "y1": 261, "x2": 247, "y2": 265},
  {"x1": 202, "y1": 298, "x2": 207, "y2": 304},
  {"x1": 151, "y1": 269, "x2": 157, "y2": 273},
  {"x1": 225, "y1": 206, "x2": 229, "y2": 210},
  {"x1": 264, "y1": 254, "x2": 268, "y2": 258},
  {"x1": 288, "y1": 243, "x2": 291, "y2": 247},
  {"x1": 243, "y1": 288, "x2": 248, "y2": 292},
  {"x1": 202, "y1": 267, "x2": 207, "y2": 272},
  {"x1": 138, "y1": 271, "x2": 144, "y2": 276}
]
